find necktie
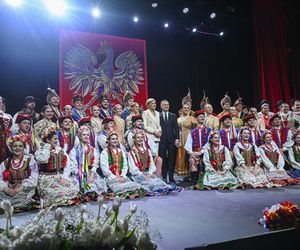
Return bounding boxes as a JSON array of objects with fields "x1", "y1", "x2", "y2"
[{"x1": 164, "y1": 112, "x2": 167, "y2": 122}]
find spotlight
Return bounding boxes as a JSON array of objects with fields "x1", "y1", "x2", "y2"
[
  {"x1": 219, "y1": 31, "x2": 224, "y2": 36},
  {"x1": 164, "y1": 23, "x2": 169, "y2": 28},
  {"x1": 152, "y1": 3, "x2": 158, "y2": 8},
  {"x1": 133, "y1": 16, "x2": 139, "y2": 23},
  {"x1": 183, "y1": 7, "x2": 189, "y2": 14},
  {"x1": 44, "y1": 0, "x2": 67, "y2": 16},
  {"x1": 5, "y1": 0, "x2": 23, "y2": 7},
  {"x1": 92, "y1": 7, "x2": 101, "y2": 18},
  {"x1": 192, "y1": 28, "x2": 197, "y2": 33},
  {"x1": 210, "y1": 12, "x2": 216, "y2": 19}
]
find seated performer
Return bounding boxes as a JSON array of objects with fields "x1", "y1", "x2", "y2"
[
  {"x1": 69, "y1": 126, "x2": 107, "y2": 200},
  {"x1": 243, "y1": 114, "x2": 262, "y2": 146},
  {"x1": 12, "y1": 114, "x2": 36, "y2": 155},
  {"x1": 128, "y1": 131, "x2": 179, "y2": 195},
  {"x1": 96, "y1": 117, "x2": 119, "y2": 153},
  {"x1": 127, "y1": 115, "x2": 163, "y2": 177},
  {"x1": 219, "y1": 114, "x2": 238, "y2": 157},
  {"x1": 185, "y1": 110, "x2": 212, "y2": 185},
  {"x1": 100, "y1": 130, "x2": 145, "y2": 198},
  {"x1": 233, "y1": 127, "x2": 270, "y2": 188},
  {"x1": 78, "y1": 117, "x2": 96, "y2": 147},
  {"x1": 287, "y1": 131, "x2": 300, "y2": 179},
  {"x1": 259, "y1": 131, "x2": 295, "y2": 186},
  {"x1": 33, "y1": 105, "x2": 56, "y2": 143},
  {"x1": 57, "y1": 116, "x2": 77, "y2": 154},
  {"x1": 35, "y1": 127, "x2": 79, "y2": 207},
  {"x1": 201, "y1": 131, "x2": 240, "y2": 189},
  {"x1": 0, "y1": 135, "x2": 38, "y2": 211},
  {"x1": 0, "y1": 98, "x2": 12, "y2": 162}
]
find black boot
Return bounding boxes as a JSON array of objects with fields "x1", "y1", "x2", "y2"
[{"x1": 190, "y1": 171, "x2": 199, "y2": 186}]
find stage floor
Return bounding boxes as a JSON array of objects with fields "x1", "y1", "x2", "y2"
[{"x1": 1, "y1": 186, "x2": 300, "y2": 250}]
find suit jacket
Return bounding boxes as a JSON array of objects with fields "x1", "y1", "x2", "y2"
[
  {"x1": 142, "y1": 109, "x2": 161, "y2": 142},
  {"x1": 160, "y1": 111, "x2": 179, "y2": 144}
]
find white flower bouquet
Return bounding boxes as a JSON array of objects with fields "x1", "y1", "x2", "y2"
[{"x1": 0, "y1": 197, "x2": 157, "y2": 250}]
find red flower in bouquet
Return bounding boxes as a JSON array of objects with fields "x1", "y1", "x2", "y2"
[
  {"x1": 137, "y1": 162, "x2": 143, "y2": 171},
  {"x1": 2, "y1": 170, "x2": 11, "y2": 182}
]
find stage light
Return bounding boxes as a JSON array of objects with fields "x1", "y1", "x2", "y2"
[
  {"x1": 183, "y1": 7, "x2": 189, "y2": 14},
  {"x1": 44, "y1": 0, "x2": 68, "y2": 16},
  {"x1": 164, "y1": 23, "x2": 169, "y2": 28},
  {"x1": 133, "y1": 16, "x2": 139, "y2": 23},
  {"x1": 219, "y1": 31, "x2": 224, "y2": 36},
  {"x1": 5, "y1": 0, "x2": 23, "y2": 7},
  {"x1": 152, "y1": 3, "x2": 158, "y2": 8},
  {"x1": 210, "y1": 12, "x2": 216, "y2": 19},
  {"x1": 192, "y1": 28, "x2": 197, "y2": 33},
  {"x1": 92, "y1": 7, "x2": 101, "y2": 18}
]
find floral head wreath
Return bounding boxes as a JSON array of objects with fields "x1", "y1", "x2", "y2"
[
  {"x1": 77, "y1": 125, "x2": 90, "y2": 136},
  {"x1": 106, "y1": 129, "x2": 118, "y2": 143},
  {"x1": 6, "y1": 134, "x2": 27, "y2": 152},
  {"x1": 132, "y1": 129, "x2": 145, "y2": 141},
  {"x1": 238, "y1": 126, "x2": 250, "y2": 140},
  {"x1": 42, "y1": 126, "x2": 57, "y2": 141},
  {"x1": 208, "y1": 130, "x2": 220, "y2": 142}
]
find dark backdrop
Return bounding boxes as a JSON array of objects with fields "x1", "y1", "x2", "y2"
[{"x1": 0, "y1": 0, "x2": 253, "y2": 115}]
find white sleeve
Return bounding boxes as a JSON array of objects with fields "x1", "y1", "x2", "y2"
[
  {"x1": 142, "y1": 112, "x2": 155, "y2": 134},
  {"x1": 259, "y1": 147, "x2": 275, "y2": 170},
  {"x1": 253, "y1": 144, "x2": 262, "y2": 165},
  {"x1": 288, "y1": 147, "x2": 300, "y2": 170},
  {"x1": 276, "y1": 148, "x2": 285, "y2": 170},
  {"x1": 121, "y1": 150, "x2": 129, "y2": 178},
  {"x1": 34, "y1": 143, "x2": 51, "y2": 163},
  {"x1": 233, "y1": 144, "x2": 245, "y2": 166},
  {"x1": 128, "y1": 151, "x2": 142, "y2": 176},
  {"x1": 223, "y1": 147, "x2": 233, "y2": 170},
  {"x1": 127, "y1": 131, "x2": 134, "y2": 148},
  {"x1": 100, "y1": 150, "x2": 116, "y2": 180},
  {"x1": 203, "y1": 149, "x2": 214, "y2": 172},
  {"x1": 184, "y1": 133, "x2": 193, "y2": 155},
  {"x1": 97, "y1": 133, "x2": 107, "y2": 152},
  {"x1": 282, "y1": 130, "x2": 293, "y2": 151},
  {"x1": 0, "y1": 162, "x2": 8, "y2": 190},
  {"x1": 22, "y1": 157, "x2": 38, "y2": 187},
  {"x1": 91, "y1": 148, "x2": 99, "y2": 173},
  {"x1": 68, "y1": 148, "x2": 79, "y2": 175}
]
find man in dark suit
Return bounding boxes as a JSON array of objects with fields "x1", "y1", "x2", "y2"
[{"x1": 159, "y1": 100, "x2": 180, "y2": 184}]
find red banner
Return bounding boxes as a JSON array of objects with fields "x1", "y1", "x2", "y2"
[{"x1": 59, "y1": 30, "x2": 148, "y2": 110}]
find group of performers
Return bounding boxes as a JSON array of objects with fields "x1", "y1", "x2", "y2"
[{"x1": 0, "y1": 88, "x2": 300, "y2": 212}]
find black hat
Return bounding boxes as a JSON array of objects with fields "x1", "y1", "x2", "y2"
[
  {"x1": 72, "y1": 95, "x2": 83, "y2": 104},
  {"x1": 24, "y1": 96, "x2": 39, "y2": 104}
]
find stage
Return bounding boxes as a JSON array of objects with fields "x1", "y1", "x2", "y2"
[{"x1": 1, "y1": 186, "x2": 300, "y2": 250}]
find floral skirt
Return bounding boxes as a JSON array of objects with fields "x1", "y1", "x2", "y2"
[
  {"x1": 37, "y1": 174, "x2": 80, "y2": 207},
  {"x1": 0, "y1": 185, "x2": 38, "y2": 212},
  {"x1": 235, "y1": 166, "x2": 271, "y2": 188},
  {"x1": 105, "y1": 178, "x2": 146, "y2": 199},
  {"x1": 81, "y1": 172, "x2": 108, "y2": 195},
  {"x1": 266, "y1": 169, "x2": 299, "y2": 186},
  {"x1": 202, "y1": 170, "x2": 240, "y2": 189},
  {"x1": 131, "y1": 174, "x2": 175, "y2": 195}
]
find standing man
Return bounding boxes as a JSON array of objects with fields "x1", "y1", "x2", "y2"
[
  {"x1": 98, "y1": 94, "x2": 112, "y2": 120},
  {"x1": 47, "y1": 88, "x2": 63, "y2": 122},
  {"x1": 121, "y1": 91, "x2": 134, "y2": 121},
  {"x1": 72, "y1": 95, "x2": 86, "y2": 122},
  {"x1": 159, "y1": 100, "x2": 180, "y2": 184}
]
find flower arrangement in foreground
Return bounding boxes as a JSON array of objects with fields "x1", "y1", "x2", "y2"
[
  {"x1": 0, "y1": 197, "x2": 158, "y2": 250},
  {"x1": 258, "y1": 201, "x2": 300, "y2": 231}
]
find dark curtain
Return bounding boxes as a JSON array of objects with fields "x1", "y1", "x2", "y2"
[{"x1": 252, "y1": 0, "x2": 290, "y2": 111}]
